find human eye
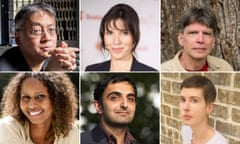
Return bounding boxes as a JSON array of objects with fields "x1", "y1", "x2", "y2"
[
  {"x1": 179, "y1": 96, "x2": 185, "y2": 103},
  {"x1": 31, "y1": 26, "x2": 42, "y2": 35},
  {"x1": 188, "y1": 31, "x2": 198, "y2": 35},
  {"x1": 48, "y1": 27, "x2": 56, "y2": 34},
  {"x1": 121, "y1": 30, "x2": 129, "y2": 35},
  {"x1": 190, "y1": 98, "x2": 198, "y2": 103},
  {"x1": 21, "y1": 95, "x2": 31, "y2": 102},
  {"x1": 203, "y1": 32, "x2": 213, "y2": 37},
  {"x1": 105, "y1": 30, "x2": 113, "y2": 35},
  {"x1": 127, "y1": 96, "x2": 136, "y2": 102},
  {"x1": 35, "y1": 94, "x2": 47, "y2": 101}
]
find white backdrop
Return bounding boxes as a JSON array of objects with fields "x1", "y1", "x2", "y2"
[{"x1": 80, "y1": 0, "x2": 160, "y2": 71}]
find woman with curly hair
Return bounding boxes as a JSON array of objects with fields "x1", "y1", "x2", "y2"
[{"x1": 0, "y1": 72, "x2": 79, "y2": 144}]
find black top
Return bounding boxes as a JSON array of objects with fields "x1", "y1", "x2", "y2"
[
  {"x1": 0, "y1": 47, "x2": 47, "y2": 71},
  {"x1": 85, "y1": 56, "x2": 158, "y2": 72}
]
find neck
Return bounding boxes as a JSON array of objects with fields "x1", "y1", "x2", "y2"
[
  {"x1": 180, "y1": 52, "x2": 206, "y2": 71},
  {"x1": 30, "y1": 122, "x2": 54, "y2": 144},
  {"x1": 110, "y1": 55, "x2": 133, "y2": 72},
  {"x1": 101, "y1": 121, "x2": 128, "y2": 144},
  {"x1": 190, "y1": 123, "x2": 214, "y2": 144}
]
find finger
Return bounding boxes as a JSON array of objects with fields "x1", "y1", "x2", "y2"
[{"x1": 58, "y1": 41, "x2": 68, "y2": 48}]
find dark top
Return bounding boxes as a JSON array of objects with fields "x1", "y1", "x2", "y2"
[
  {"x1": 81, "y1": 125, "x2": 138, "y2": 144},
  {"x1": 85, "y1": 56, "x2": 158, "y2": 72},
  {"x1": 0, "y1": 47, "x2": 47, "y2": 71}
]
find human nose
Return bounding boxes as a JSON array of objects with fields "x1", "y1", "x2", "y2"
[
  {"x1": 28, "y1": 99, "x2": 37, "y2": 108},
  {"x1": 120, "y1": 97, "x2": 128, "y2": 109},
  {"x1": 180, "y1": 100, "x2": 190, "y2": 111},
  {"x1": 41, "y1": 29, "x2": 52, "y2": 40},
  {"x1": 196, "y1": 33, "x2": 204, "y2": 43},
  {"x1": 113, "y1": 33, "x2": 120, "y2": 44}
]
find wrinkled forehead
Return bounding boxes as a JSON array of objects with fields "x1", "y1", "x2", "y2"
[{"x1": 23, "y1": 10, "x2": 56, "y2": 27}]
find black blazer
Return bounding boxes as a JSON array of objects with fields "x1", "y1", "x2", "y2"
[
  {"x1": 81, "y1": 125, "x2": 138, "y2": 144},
  {"x1": 85, "y1": 56, "x2": 158, "y2": 72},
  {"x1": 0, "y1": 47, "x2": 32, "y2": 71},
  {"x1": 0, "y1": 47, "x2": 48, "y2": 71}
]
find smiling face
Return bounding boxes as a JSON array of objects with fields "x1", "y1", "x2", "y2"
[
  {"x1": 15, "y1": 10, "x2": 57, "y2": 60},
  {"x1": 94, "y1": 81, "x2": 136, "y2": 127},
  {"x1": 179, "y1": 87, "x2": 213, "y2": 127},
  {"x1": 178, "y1": 22, "x2": 215, "y2": 60},
  {"x1": 20, "y1": 78, "x2": 53, "y2": 125},
  {"x1": 104, "y1": 19, "x2": 134, "y2": 61}
]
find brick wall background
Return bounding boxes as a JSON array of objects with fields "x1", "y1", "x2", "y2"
[{"x1": 161, "y1": 72, "x2": 240, "y2": 144}]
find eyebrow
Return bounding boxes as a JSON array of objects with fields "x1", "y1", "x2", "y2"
[
  {"x1": 107, "y1": 91, "x2": 136, "y2": 97},
  {"x1": 31, "y1": 22, "x2": 55, "y2": 27}
]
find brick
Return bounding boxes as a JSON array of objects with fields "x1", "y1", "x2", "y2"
[
  {"x1": 172, "y1": 107, "x2": 180, "y2": 119},
  {"x1": 163, "y1": 93, "x2": 179, "y2": 107},
  {"x1": 232, "y1": 108, "x2": 240, "y2": 123},
  {"x1": 216, "y1": 120, "x2": 240, "y2": 138},
  {"x1": 218, "y1": 89, "x2": 240, "y2": 106},
  {"x1": 161, "y1": 104, "x2": 171, "y2": 116},
  {"x1": 211, "y1": 104, "x2": 228, "y2": 119},
  {"x1": 205, "y1": 73, "x2": 232, "y2": 86},
  {"x1": 172, "y1": 81, "x2": 181, "y2": 94},
  {"x1": 166, "y1": 117, "x2": 182, "y2": 130},
  {"x1": 161, "y1": 79, "x2": 171, "y2": 92},
  {"x1": 233, "y1": 73, "x2": 240, "y2": 88}
]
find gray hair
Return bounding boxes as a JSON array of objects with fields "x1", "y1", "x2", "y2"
[
  {"x1": 178, "y1": 6, "x2": 220, "y2": 37},
  {"x1": 15, "y1": 2, "x2": 56, "y2": 31}
]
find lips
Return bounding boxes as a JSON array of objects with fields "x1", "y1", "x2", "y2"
[
  {"x1": 112, "y1": 47, "x2": 123, "y2": 53},
  {"x1": 29, "y1": 110, "x2": 42, "y2": 116},
  {"x1": 116, "y1": 111, "x2": 129, "y2": 116},
  {"x1": 41, "y1": 46, "x2": 53, "y2": 52},
  {"x1": 182, "y1": 114, "x2": 192, "y2": 120}
]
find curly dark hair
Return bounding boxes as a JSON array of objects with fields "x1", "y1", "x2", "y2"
[{"x1": 1, "y1": 72, "x2": 78, "y2": 137}]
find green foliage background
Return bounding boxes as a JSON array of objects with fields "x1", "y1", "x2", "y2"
[{"x1": 80, "y1": 73, "x2": 159, "y2": 144}]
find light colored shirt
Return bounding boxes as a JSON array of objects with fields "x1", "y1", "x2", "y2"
[
  {"x1": 0, "y1": 116, "x2": 79, "y2": 144},
  {"x1": 161, "y1": 50, "x2": 233, "y2": 71},
  {"x1": 181, "y1": 125, "x2": 227, "y2": 144}
]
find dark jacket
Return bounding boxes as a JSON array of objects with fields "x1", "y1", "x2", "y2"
[
  {"x1": 85, "y1": 56, "x2": 158, "y2": 72},
  {"x1": 81, "y1": 125, "x2": 138, "y2": 144},
  {"x1": 0, "y1": 47, "x2": 47, "y2": 71}
]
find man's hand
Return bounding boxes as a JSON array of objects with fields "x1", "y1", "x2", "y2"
[{"x1": 46, "y1": 41, "x2": 79, "y2": 71}]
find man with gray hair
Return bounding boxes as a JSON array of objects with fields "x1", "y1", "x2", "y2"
[
  {"x1": 161, "y1": 6, "x2": 233, "y2": 71},
  {"x1": 0, "y1": 2, "x2": 78, "y2": 71}
]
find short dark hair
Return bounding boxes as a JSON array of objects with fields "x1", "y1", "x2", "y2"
[
  {"x1": 180, "y1": 75, "x2": 216, "y2": 104},
  {"x1": 99, "y1": 3, "x2": 140, "y2": 52},
  {"x1": 178, "y1": 6, "x2": 220, "y2": 37},
  {"x1": 15, "y1": 2, "x2": 56, "y2": 31},
  {"x1": 94, "y1": 75, "x2": 137, "y2": 104}
]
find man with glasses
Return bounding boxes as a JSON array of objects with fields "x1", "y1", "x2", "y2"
[{"x1": 0, "y1": 2, "x2": 78, "y2": 71}]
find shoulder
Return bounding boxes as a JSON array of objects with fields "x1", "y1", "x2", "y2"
[
  {"x1": 85, "y1": 61, "x2": 110, "y2": 71},
  {"x1": 207, "y1": 55, "x2": 233, "y2": 71},
  {"x1": 161, "y1": 52, "x2": 186, "y2": 72},
  {"x1": 0, "y1": 47, "x2": 26, "y2": 71},
  {"x1": 0, "y1": 116, "x2": 26, "y2": 143},
  {"x1": 181, "y1": 125, "x2": 192, "y2": 144},
  {"x1": 208, "y1": 130, "x2": 227, "y2": 144},
  {"x1": 132, "y1": 57, "x2": 158, "y2": 71},
  {"x1": 57, "y1": 122, "x2": 79, "y2": 144},
  {"x1": 81, "y1": 125, "x2": 107, "y2": 144}
]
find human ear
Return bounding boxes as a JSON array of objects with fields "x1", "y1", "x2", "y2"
[
  {"x1": 15, "y1": 32, "x2": 21, "y2": 45},
  {"x1": 94, "y1": 100, "x2": 103, "y2": 114},
  {"x1": 206, "y1": 103, "x2": 214, "y2": 115},
  {"x1": 178, "y1": 33, "x2": 184, "y2": 47}
]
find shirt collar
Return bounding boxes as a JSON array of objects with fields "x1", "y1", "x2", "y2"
[{"x1": 99, "y1": 124, "x2": 138, "y2": 144}]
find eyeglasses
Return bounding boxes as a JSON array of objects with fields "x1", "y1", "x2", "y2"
[{"x1": 17, "y1": 25, "x2": 57, "y2": 37}]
